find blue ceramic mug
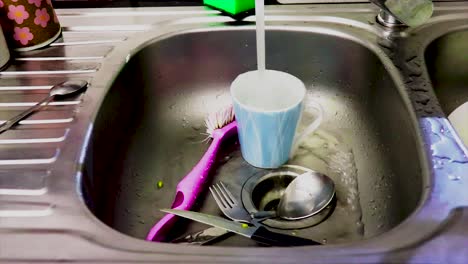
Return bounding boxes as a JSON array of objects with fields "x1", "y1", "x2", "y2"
[{"x1": 231, "y1": 70, "x2": 323, "y2": 168}]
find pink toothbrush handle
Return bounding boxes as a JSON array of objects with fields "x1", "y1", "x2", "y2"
[
  {"x1": 146, "y1": 213, "x2": 178, "y2": 242},
  {"x1": 146, "y1": 137, "x2": 221, "y2": 242},
  {"x1": 146, "y1": 121, "x2": 237, "y2": 242}
]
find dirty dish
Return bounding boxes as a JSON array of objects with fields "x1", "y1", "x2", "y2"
[
  {"x1": 231, "y1": 69, "x2": 323, "y2": 168},
  {"x1": 250, "y1": 171, "x2": 335, "y2": 221},
  {"x1": 278, "y1": 171, "x2": 335, "y2": 220},
  {"x1": 162, "y1": 209, "x2": 321, "y2": 246}
]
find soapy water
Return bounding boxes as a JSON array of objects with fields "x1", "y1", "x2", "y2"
[{"x1": 290, "y1": 129, "x2": 365, "y2": 241}]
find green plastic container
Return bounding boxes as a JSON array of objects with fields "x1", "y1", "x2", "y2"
[{"x1": 203, "y1": 0, "x2": 255, "y2": 16}]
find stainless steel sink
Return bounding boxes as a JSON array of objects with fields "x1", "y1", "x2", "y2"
[
  {"x1": 426, "y1": 30, "x2": 468, "y2": 115},
  {"x1": 81, "y1": 29, "x2": 423, "y2": 245}
]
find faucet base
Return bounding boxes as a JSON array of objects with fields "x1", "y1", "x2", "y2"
[{"x1": 377, "y1": 9, "x2": 406, "y2": 28}]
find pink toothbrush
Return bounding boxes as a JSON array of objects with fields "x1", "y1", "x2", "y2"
[{"x1": 146, "y1": 106, "x2": 237, "y2": 242}]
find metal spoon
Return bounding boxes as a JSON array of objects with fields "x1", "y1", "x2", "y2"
[
  {"x1": 252, "y1": 171, "x2": 335, "y2": 221},
  {"x1": 0, "y1": 80, "x2": 88, "y2": 134},
  {"x1": 278, "y1": 171, "x2": 335, "y2": 220}
]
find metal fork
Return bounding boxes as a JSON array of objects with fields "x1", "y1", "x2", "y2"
[{"x1": 209, "y1": 182, "x2": 252, "y2": 224}]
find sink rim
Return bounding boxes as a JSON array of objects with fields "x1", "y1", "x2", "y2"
[{"x1": 74, "y1": 20, "x2": 435, "y2": 253}]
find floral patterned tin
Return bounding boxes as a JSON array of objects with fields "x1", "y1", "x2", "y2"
[{"x1": 0, "y1": 0, "x2": 61, "y2": 51}]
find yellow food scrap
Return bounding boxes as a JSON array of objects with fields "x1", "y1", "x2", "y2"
[{"x1": 157, "y1": 181, "x2": 164, "y2": 189}]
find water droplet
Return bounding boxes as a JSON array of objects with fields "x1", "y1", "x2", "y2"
[
  {"x1": 169, "y1": 103, "x2": 176, "y2": 110},
  {"x1": 192, "y1": 124, "x2": 202, "y2": 131},
  {"x1": 425, "y1": 118, "x2": 468, "y2": 186},
  {"x1": 322, "y1": 238, "x2": 327, "y2": 244},
  {"x1": 139, "y1": 220, "x2": 145, "y2": 224}
]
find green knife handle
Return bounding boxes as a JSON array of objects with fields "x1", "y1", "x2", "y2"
[{"x1": 251, "y1": 226, "x2": 321, "y2": 247}]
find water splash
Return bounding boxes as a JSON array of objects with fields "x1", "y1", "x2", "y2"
[
  {"x1": 448, "y1": 174, "x2": 461, "y2": 181},
  {"x1": 291, "y1": 130, "x2": 365, "y2": 238}
]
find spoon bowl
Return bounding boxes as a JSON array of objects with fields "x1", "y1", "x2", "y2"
[
  {"x1": 278, "y1": 171, "x2": 335, "y2": 220},
  {"x1": 50, "y1": 80, "x2": 89, "y2": 97},
  {"x1": 0, "y1": 80, "x2": 88, "y2": 134},
  {"x1": 251, "y1": 171, "x2": 335, "y2": 221}
]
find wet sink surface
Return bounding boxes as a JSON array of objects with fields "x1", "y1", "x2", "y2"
[
  {"x1": 81, "y1": 29, "x2": 423, "y2": 246},
  {"x1": 426, "y1": 30, "x2": 468, "y2": 115}
]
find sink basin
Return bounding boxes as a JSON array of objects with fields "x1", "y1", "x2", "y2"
[
  {"x1": 426, "y1": 30, "x2": 468, "y2": 115},
  {"x1": 81, "y1": 28, "x2": 423, "y2": 246}
]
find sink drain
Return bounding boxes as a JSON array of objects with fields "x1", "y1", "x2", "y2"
[{"x1": 241, "y1": 165, "x2": 335, "y2": 230}]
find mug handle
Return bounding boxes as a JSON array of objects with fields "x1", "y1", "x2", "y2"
[{"x1": 289, "y1": 100, "x2": 324, "y2": 159}]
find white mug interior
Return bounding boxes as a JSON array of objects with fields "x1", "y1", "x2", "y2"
[{"x1": 231, "y1": 70, "x2": 306, "y2": 112}]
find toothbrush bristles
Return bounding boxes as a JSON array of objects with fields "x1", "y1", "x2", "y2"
[{"x1": 205, "y1": 105, "x2": 235, "y2": 137}]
